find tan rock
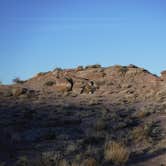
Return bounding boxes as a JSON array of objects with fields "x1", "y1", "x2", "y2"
[{"x1": 55, "y1": 78, "x2": 72, "y2": 92}]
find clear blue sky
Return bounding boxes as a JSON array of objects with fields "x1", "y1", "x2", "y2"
[{"x1": 0, "y1": 0, "x2": 166, "y2": 84}]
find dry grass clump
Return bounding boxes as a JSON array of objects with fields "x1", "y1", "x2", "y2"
[
  {"x1": 38, "y1": 151, "x2": 63, "y2": 166},
  {"x1": 131, "y1": 126, "x2": 147, "y2": 142},
  {"x1": 14, "y1": 155, "x2": 71, "y2": 166},
  {"x1": 81, "y1": 158, "x2": 97, "y2": 166},
  {"x1": 134, "y1": 109, "x2": 151, "y2": 119},
  {"x1": 15, "y1": 156, "x2": 29, "y2": 166},
  {"x1": 132, "y1": 121, "x2": 162, "y2": 143},
  {"x1": 104, "y1": 141, "x2": 130, "y2": 165},
  {"x1": 157, "y1": 137, "x2": 166, "y2": 148}
]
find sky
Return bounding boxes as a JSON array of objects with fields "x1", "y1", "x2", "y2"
[{"x1": 0, "y1": 0, "x2": 166, "y2": 84}]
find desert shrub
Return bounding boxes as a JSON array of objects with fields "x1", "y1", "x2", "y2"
[
  {"x1": 53, "y1": 68, "x2": 63, "y2": 72},
  {"x1": 156, "y1": 137, "x2": 166, "y2": 149},
  {"x1": 89, "y1": 98, "x2": 99, "y2": 105},
  {"x1": 11, "y1": 87, "x2": 27, "y2": 97},
  {"x1": 119, "y1": 67, "x2": 128, "y2": 74},
  {"x1": 131, "y1": 126, "x2": 147, "y2": 142},
  {"x1": 104, "y1": 141, "x2": 130, "y2": 165},
  {"x1": 81, "y1": 158, "x2": 97, "y2": 166},
  {"x1": 95, "y1": 119, "x2": 107, "y2": 131},
  {"x1": 144, "y1": 121, "x2": 162, "y2": 141},
  {"x1": 13, "y1": 77, "x2": 24, "y2": 84},
  {"x1": 36, "y1": 151, "x2": 64, "y2": 166},
  {"x1": 132, "y1": 121, "x2": 162, "y2": 143},
  {"x1": 44, "y1": 80, "x2": 55, "y2": 86},
  {"x1": 15, "y1": 156, "x2": 29, "y2": 166},
  {"x1": 114, "y1": 65, "x2": 128, "y2": 75},
  {"x1": 76, "y1": 66, "x2": 84, "y2": 71},
  {"x1": 85, "y1": 64, "x2": 101, "y2": 69},
  {"x1": 135, "y1": 110, "x2": 151, "y2": 118},
  {"x1": 134, "y1": 107, "x2": 156, "y2": 119},
  {"x1": 128, "y1": 64, "x2": 138, "y2": 68},
  {"x1": 36, "y1": 72, "x2": 49, "y2": 77}
]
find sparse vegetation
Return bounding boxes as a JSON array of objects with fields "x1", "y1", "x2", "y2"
[
  {"x1": 119, "y1": 66, "x2": 128, "y2": 74},
  {"x1": 81, "y1": 158, "x2": 97, "y2": 166},
  {"x1": 11, "y1": 87, "x2": 27, "y2": 96},
  {"x1": 95, "y1": 118, "x2": 107, "y2": 131},
  {"x1": 131, "y1": 126, "x2": 147, "y2": 143},
  {"x1": 76, "y1": 66, "x2": 84, "y2": 71},
  {"x1": 53, "y1": 67, "x2": 63, "y2": 71},
  {"x1": 12, "y1": 77, "x2": 25, "y2": 84},
  {"x1": 85, "y1": 64, "x2": 101, "y2": 69},
  {"x1": 135, "y1": 109, "x2": 151, "y2": 118},
  {"x1": 36, "y1": 72, "x2": 49, "y2": 77},
  {"x1": 104, "y1": 141, "x2": 130, "y2": 165},
  {"x1": 44, "y1": 80, "x2": 55, "y2": 86},
  {"x1": 37, "y1": 151, "x2": 64, "y2": 166},
  {"x1": 15, "y1": 156, "x2": 29, "y2": 166},
  {"x1": 131, "y1": 121, "x2": 162, "y2": 143},
  {"x1": 0, "y1": 65, "x2": 166, "y2": 166}
]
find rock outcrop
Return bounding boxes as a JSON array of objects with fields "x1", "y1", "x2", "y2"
[{"x1": 0, "y1": 64, "x2": 163, "y2": 102}]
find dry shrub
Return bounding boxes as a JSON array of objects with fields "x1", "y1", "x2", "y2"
[
  {"x1": 131, "y1": 126, "x2": 147, "y2": 142},
  {"x1": 132, "y1": 121, "x2": 161, "y2": 143},
  {"x1": 35, "y1": 151, "x2": 64, "y2": 166},
  {"x1": 81, "y1": 158, "x2": 97, "y2": 166},
  {"x1": 15, "y1": 156, "x2": 29, "y2": 166},
  {"x1": 85, "y1": 64, "x2": 101, "y2": 69},
  {"x1": 95, "y1": 118, "x2": 107, "y2": 131},
  {"x1": 11, "y1": 87, "x2": 28, "y2": 97},
  {"x1": 12, "y1": 77, "x2": 25, "y2": 84},
  {"x1": 135, "y1": 109, "x2": 151, "y2": 119},
  {"x1": 156, "y1": 137, "x2": 166, "y2": 150},
  {"x1": 44, "y1": 80, "x2": 55, "y2": 86},
  {"x1": 104, "y1": 141, "x2": 130, "y2": 165}
]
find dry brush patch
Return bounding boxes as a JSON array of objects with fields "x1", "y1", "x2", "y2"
[{"x1": 104, "y1": 141, "x2": 130, "y2": 165}]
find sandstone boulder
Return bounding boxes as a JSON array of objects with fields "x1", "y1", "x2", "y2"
[{"x1": 55, "y1": 78, "x2": 73, "y2": 92}]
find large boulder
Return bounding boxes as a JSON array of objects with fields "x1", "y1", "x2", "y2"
[{"x1": 55, "y1": 78, "x2": 73, "y2": 92}]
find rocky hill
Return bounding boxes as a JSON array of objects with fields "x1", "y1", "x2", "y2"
[{"x1": 1, "y1": 64, "x2": 166, "y2": 166}]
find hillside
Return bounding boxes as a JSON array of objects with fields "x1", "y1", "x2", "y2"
[{"x1": 1, "y1": 64, "x2": 166, "y2": 166}]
